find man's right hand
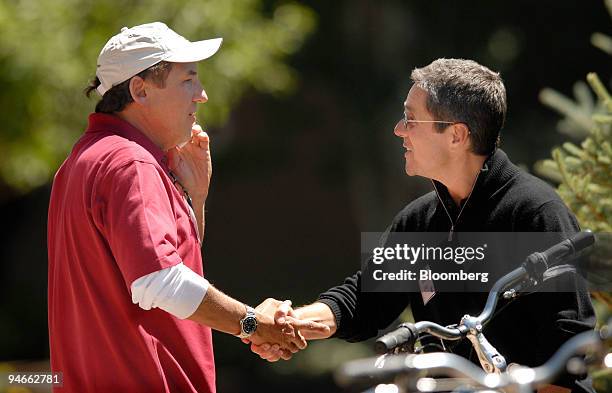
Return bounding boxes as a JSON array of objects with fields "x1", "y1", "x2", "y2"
[{"x1": 243, "y1": 299, "x2": 335, "y2": 361}]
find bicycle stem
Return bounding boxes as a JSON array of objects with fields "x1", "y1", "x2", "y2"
[
  {"x1": 462, "y1": 314, "x2": 508, "y2": 373},
  {"x1": 458, "y1": 267, "x2": 529, "y2": 374}
]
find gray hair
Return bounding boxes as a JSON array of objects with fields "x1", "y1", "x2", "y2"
[{"x1": 411, "y1": 58, "x2": 506, "y2": 155}]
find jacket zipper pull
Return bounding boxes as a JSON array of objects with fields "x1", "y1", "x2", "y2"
[{"x1": 448, "y1": 225, "x2": 454, "y2": 241}]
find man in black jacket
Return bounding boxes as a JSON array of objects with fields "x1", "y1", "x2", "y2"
[{"x1": 247, "y1": 59, "x2": 595, "y2": 392}]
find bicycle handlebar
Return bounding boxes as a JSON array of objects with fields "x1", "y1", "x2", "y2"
[{"x1": 375, "y1": 321, "x2": 463, "y2": 355}]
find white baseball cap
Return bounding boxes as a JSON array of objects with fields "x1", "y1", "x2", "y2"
[{"x1": 96, "y1": 22, "x2": 222, "y2": 96}]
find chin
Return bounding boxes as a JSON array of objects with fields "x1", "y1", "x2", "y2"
[{"x1": 404, "y1": 163, "x2": 416, "y2": 176}]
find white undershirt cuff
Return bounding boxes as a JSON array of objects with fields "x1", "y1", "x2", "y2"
[{"x1": 131, "y1": 262, "x2": 208, "y2": 319}]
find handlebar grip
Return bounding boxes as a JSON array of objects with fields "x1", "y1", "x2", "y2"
[
  {"x1": 522, "y1": 231, "x2": 595, "y2": 281},
  {"x1": 375, "y1": 323, "x2": 417, "y2": 354},
  {"x1": 569, "y1": 231, "x2": 595, "y2": 255},
  {"x1": 543, "y1": 231, "x2": 595, "y2": 267}
]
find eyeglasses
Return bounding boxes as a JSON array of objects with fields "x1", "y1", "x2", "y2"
[{"x1": 401, "y1": 114, "x2": 457, "y2": 129}]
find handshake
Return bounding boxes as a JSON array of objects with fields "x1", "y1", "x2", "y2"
[{"x1": 240, "y1": 298, "x2": 336, "y2": 362}]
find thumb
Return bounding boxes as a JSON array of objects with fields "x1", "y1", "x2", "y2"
[
  {"x1": 192, "y1": 123, "x2": 203, "y2": 136},
  {"x1": 275, "y1": 300, "x2": 292, "y2": 325}
]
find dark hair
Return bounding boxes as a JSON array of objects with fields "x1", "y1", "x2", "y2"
[
  {"x1": 84, "y1": 61, "x2": 173, "y2": 113},
  {"x1": 410, "y1": 58, "x2": 506, "y2": 155}
]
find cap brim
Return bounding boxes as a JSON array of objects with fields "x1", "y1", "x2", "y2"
[{"x1": 164, "y1": 38, "x2": 223, "y2": 63}]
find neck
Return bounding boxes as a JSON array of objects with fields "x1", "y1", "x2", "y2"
[
  {"x1": 115, "y1": 109, "x2": 167, "y2": 151},
  {"x1": 437, "y1": 153, "x2": 487, "y2": 206}
]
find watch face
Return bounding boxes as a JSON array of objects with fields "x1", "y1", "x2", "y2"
[{"x1": 242, "y1": 317, "x2": 258, "y2": 335}]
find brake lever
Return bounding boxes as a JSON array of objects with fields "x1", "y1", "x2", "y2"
[
  {"x1": 461, "y1": 315, "x2": 507, "y2": 374},
  {"x1": 503, "y1": 277, "x2": 537, "y2": 299}
]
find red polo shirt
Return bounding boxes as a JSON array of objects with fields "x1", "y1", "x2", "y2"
[{"x1": 47, "y1": 113, "x2": 215, "y2": 392}]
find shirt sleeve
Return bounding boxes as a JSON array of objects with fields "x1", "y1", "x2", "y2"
[
  {"x1": 317, "y1": 220, "x2": 411, "y2": 342},
  {"x1": 98, "y1": 160, "x2": 184, "y2": 291},
  {"x1": 318, "y1": 270, "x2": 411, "y2": 342},
  {"x1": 131, "y1": 263, "x2": 209, "y2": 319}
]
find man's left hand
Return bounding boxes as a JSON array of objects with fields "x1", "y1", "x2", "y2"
[{"x1": 166, "y1": 124, "x2": 212, "y2": 201}]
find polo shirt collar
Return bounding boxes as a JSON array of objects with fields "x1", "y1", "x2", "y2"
[{"x1": 86, "y1": 112, "x2": 166, "y2": 165}]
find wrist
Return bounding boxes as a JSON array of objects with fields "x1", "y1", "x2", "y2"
[
  {"x1": 248, "y1": 310, "x2": 275, "y2": 342},
  {"x1": 292, "y1": 307, "x2": 305, "y2": 320},
  {"x1": 237, "y1": 305, "x2": 258, "y2": 339},
  {"x1": 296, "y1": 303, "x2": 337, "y2": 335}
]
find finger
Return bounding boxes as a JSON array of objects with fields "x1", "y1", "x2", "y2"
[
  {"x1": 194, "y1": 130, "x2": 209, "y2": 140},
  {"x1": 279, "y1": 350, "x2": 293, "y2": 361},
  {"x1": 297, "y1": 329, "x2": 306, "y2": 343},
  {"x1": 196, "y1": 132, "x2": 210, "y2": 149},
  {"x1": 192, "y1": 131, "x2": 209, "y2": 145},
  {"x1": 249, "y1": 343, "x2": 269, "y2": 356},
  {"x1": 257, "y1": 343, "x2": 282, "y2": 361},
  {"x1": 262, "y1": 353, "x2": 281, "y2": 362},
  {"x1": 241, "y1": 338, "x2": 251, "y2": 345},
  {"x1": 257, "y1": 350, "x2": 275, "y2": 361},
  {"x1": 280, "y1": 323, "x2": 296, "y2": 338},
  {"x1": 283, "y1": 338, "x2": 303, "y2": 353},
  {"x1": 250, "y1": 344, "x2": 282, "y2": 362},
  {"x1": 289, "y1": 342, "x2": 302, "y2": 353},
  {"x1": 294, "y1": 331, "x2": 309, "y2": 351},
  {"x1": 191, "y1": 128, "x2": 209, "y2": 143},
  {"x1": 284, "y1": 326, "x2": 307, "y2": 350},
  {"x1": 293, "y1": 335, "x2": 307, "y2": 350},
  {"x1": 275, "y1": 300, "x2": 292, "y2": 324},
  {"x1": 192, "y1": 124, "x2": 203, "y2": 136}
]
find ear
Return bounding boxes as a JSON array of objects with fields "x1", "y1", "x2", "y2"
[
  {"x1": 128, "y1": 76, "x2": 147, "y2": 105},
  {"x1": 449, "y1": 123, "x2": 470, "y2": 150}
]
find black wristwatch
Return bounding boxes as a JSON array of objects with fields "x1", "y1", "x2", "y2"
[{"x1": 238, "y1": 305, "x2": 258, "y2": 338}]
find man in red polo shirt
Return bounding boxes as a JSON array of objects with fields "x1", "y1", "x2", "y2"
[{"x1": 47, "y1": 22, "x2": 328, "y2": 392}]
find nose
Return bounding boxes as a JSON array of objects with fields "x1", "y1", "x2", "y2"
[
  {"x1": 394, "y1": 119, "x2": 407, "y2": 137},
  {"x1": 193, "y1": 81, "x2": 208, "y2": 104}
]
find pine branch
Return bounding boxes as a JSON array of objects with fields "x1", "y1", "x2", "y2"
[
  {"x1": 587, "y1": 73, "x2": 612, "y2": 112},
  {"x1": 591, "y1": 32, "x2": 612, "y2": 55},
  {"x1": 539, "y1": 88, "x2": 594, "y2": 134}
]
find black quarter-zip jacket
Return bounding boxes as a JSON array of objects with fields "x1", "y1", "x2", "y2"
[{"x1": 318, "y1": 149, "x2": 595, "y2": 390}]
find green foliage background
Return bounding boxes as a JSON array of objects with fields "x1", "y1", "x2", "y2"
[
  {"x1": 0, "y1": 0, "x2": 316, "y2": 191},
  {"x1": 535, "y1": 3, "x2": 611, "y2": 389}
]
